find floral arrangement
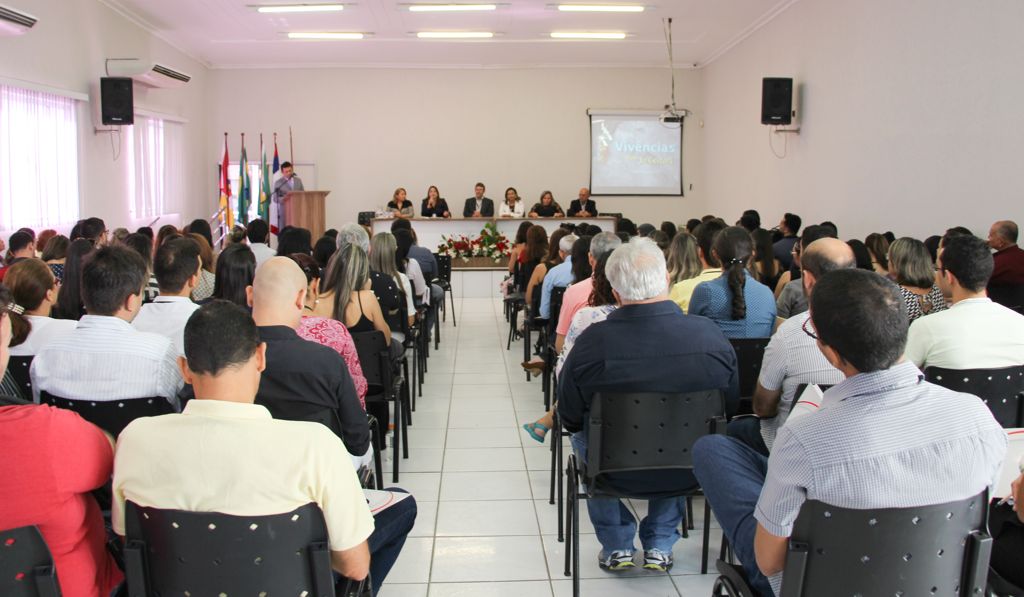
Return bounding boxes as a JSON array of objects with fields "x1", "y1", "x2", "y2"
[{"x1": 437, "y1": 221, "x2": 512, "y2": 263}]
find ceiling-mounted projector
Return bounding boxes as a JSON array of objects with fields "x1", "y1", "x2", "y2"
[
  {"x1": 105, "y1": 59, "x2": 192, "y2": 89},
  {"x1": 0, "y1": 4, "x2": 37, "y2": 36}
]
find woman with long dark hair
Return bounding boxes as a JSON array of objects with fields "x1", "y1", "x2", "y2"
[
  {"x1": 207, "y1": 243, "x2": 256, "y2": 308},
  {"x1": 123, "y1": 232, "x2": 159, "y2": 302},
  {"x1": 315, "y1": 244, "x2": 392, "y2": 344},
  {"x1": 184, "y1": 219, "x2": 214, "y2": 249},
  {"x1": 751, "y1": 228, "x2": 783, "y2": 290},
  {"x1": 570, "y1": 236, "x2": 593, "y2": 283},
  {"x1": 40, "y1": 235, "x2": 69, "y2": 283},
  {"x1": 689, "y1": 226, "x2": 776, "y2": 338},
  {"x1": 507, "y1": 221, "x2": 533, "y2": 274},
  {"x1": 865, "y1": 232, "x2": 890, "y2": 275},
  {"x1": 420, "y1": 185, "x2": 451, "y2": 218},
  {"x1": 189, "y1": 233, "x2": 217, "y2": 301},
  {"x1": 51, "y1": 239, "x2": 93, "y2": 321},
  {"x1": 499, "y1": 187, "x2": 525, "y2": 218}
]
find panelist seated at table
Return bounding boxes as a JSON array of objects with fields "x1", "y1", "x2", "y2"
[
  {"x1": 420, "y1": 185, "x2": 451, "y2": 218},
  {"x1": 567, "y1": 187, "x2": 598, "y2": 217},
  {"x1": 387, "y1": 187, "x2": 415, "y2": 219},
  {"x1": 463, "y1": 182, "x2": 495, "y2": 218},
  {"x1": 528, "y1": 191, "x2": 565, "y2": 218},
  {"x1": 499, "y1": 187, "x2": 525, "y2": 218}
]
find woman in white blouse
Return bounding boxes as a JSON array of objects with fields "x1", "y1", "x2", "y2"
[{"x1": 499, "y1": 187, "x2": 525, "y2": 218}]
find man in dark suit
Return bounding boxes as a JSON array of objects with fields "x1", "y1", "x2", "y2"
[
  {"x1": 567, "y1": 187, "x2": 598, "y2": 217},
  {"x1": 462, "y1": 182, "x2": 494, "y2": 217}
]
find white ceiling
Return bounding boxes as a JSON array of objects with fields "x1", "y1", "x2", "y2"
[{"x1": 100, "y1": 0, "x2": 799, "y2": 69}]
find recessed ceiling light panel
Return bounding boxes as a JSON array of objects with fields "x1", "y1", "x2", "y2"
[
  {"x1": 550, "y1": 31, "x2": 627, "y2": 39},
  {"x1": 257, "y1": 4, "x2": 345, "y2": 13},
  {"x1": 287, "y1": 31, "x2": 364, "y2": 39},
  {"x1": 408, "y1": 4, "x2": 497, "y2": 11},
  {"x1": 556, "y1": 4, "x2": 643, "y2": 12}
]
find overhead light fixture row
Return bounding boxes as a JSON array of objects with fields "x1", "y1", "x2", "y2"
[
  {"x1": 556, "y1": 4, "x2": 644, "y2": 12},
  {"x1": 287, "y1": 31, "x2": 364, "y2": 39},
  {"x1": 550, "y1": 31, "x2": 627, "y2": 39},
  {"x1": 408, "y1": 4, "x2": 497, "y2": 11},
  {"x1": 417, "y1": 31, "x2": 494, "y2": 38},
  {"x1": 257, "y1": 3, "x2": 345, "y2": 13}
]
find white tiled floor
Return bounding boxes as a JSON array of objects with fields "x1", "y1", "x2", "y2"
[{"x1": 379, "y1": 298, "x2": 720, "y2": 597}]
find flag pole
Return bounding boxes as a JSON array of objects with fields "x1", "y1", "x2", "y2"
[{"x1": 289, "y1": 126, "x2": 294, "y2": 164}]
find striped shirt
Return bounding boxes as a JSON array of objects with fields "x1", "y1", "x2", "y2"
[
  {"x1": 756, "y1": 361, "x2": 1006, "y2": 594},
  {"x1": 689, "y1": 273, "x2": 777, "y2": 338},
  {"x1": 30, "y1": 315, "x2": 183, "y2": 409}
]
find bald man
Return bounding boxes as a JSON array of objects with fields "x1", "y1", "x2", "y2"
[
  {"x1": 988, "y1": 220, "x2": 1024, "y2": 288},
  {"x1": 567, "y1": 187, "x2": 598, "y2": 217},
  {"x1": 250, "y1": 258, "x2": 371, "y2": 464},
  {"x1": 730, "y1": 238, "x2": 856, "y2": 455}
]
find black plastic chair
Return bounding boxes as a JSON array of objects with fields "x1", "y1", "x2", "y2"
[
  {"x1": 988, "y1": 283, "x2": 1024, "y2": 313},
  {"x1": 729, "y1": 338, "x2": 771, "y2": 416},
  {"x1": 38, "y1": 392, "x2": 176, "y2": 437},
  {"x1": 433, "y1": 253, "x2": 456, "y2": 327},
  {"x1": 712, "y1": 491, "x2": 992, "y2": 597},
  {"x1": 7, "y1": 355, "x2": 33, "y2": 401},
  {"x1": 352, "y1": 331, "x2": 408, "y2": 483},
  {"x1": 924, "y1": 365, "x2": 1024, "y2": 428},
  {"x1": 565, "y1": 390, "x2": 727, "y2": 596},
  {"x1": 123, "y1": 500, "x2": 369, "y2": 597},
  {"x1": 542, "y1": 286, "x2": 567, "y2": 411},
  {"x1": 0, "y1": 525, "x2": 60, "y2": 597}
]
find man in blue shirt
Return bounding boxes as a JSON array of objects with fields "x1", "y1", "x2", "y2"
[
  {"x1": 539, "y1": 234, "x2": 577, "y2": 319},
  {"x1": 558, "y1": 238, "x2": 739, "y2": 573}
]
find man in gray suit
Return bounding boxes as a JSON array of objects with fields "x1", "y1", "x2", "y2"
[
  {"x1": 273, "y1": 161, "x2": 304, "y2": 232},
  {"x1": 462, "y1": 182, "x2": 494, "y2": 218}
]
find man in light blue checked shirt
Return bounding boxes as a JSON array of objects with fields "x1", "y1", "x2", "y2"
[{"x1": 694, "y1": 268, "x2": 1006, "y2": 596}]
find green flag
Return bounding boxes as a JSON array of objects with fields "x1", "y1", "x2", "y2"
[
  {"x1": 258, "y1": 137, "x2": 270, "y2": 222},
  {"x1": 237, "y1": 136, "x2": 250, "y2": 225}
]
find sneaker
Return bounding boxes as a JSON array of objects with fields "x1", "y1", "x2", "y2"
[
  {"x1": 642, "y1": 549, "x2": 673, "y2": 571},
  {"x1": 598, "y1": 550, "x2": 636, "y2": 571}
]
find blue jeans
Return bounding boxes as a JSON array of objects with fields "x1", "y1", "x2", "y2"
[
  {"x1": 367, "y1": 488, "x2": 417, "y2": 595},
  {"x1": 692, "y1": 435, "x2": 774, "y2": 597},
  {"x1": 727, "y1": 416, "x2": 770, "y2": 457},
  {"x1": 570, "y1": 431, "x2": 687, "y2": 554}
]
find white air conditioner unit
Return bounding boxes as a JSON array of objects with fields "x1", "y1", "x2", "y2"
[
  {"x1": 0, "y1": 4, "x2": 37, "y2": 36},
  {"x1": 105, "y1": 59, "x2": 191, "y2": 89}
]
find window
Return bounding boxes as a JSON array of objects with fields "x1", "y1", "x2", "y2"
[
  {"x1": 0, "y1": 84, "x2": 80, "y2": 230},
  {"x1": 127, "y1": 115, "x2": 184, "y2": 221}
]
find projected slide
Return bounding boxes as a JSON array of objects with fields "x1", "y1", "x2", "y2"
[{"x1": 590, "y1": 113, "x2": 683, "y2": 195}]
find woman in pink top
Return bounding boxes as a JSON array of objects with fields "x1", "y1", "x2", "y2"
[{"x1": 288, "y1": 253, "x2": 368, "y2": 407}]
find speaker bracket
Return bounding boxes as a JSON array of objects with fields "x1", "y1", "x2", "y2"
[{"x1": 773, "y1": 127, "x2": 801, "y2": 134}]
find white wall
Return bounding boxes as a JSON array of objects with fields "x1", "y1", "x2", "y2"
[
  {"x1": 0, "y1": 0, "x2": 210, "y2": 231},
  {"x1": 700, "y1": 0, "x2": 1024, "y2": 241},
  {"x1": 208, "y1": 67, "x2": 704, "y2": 233}
]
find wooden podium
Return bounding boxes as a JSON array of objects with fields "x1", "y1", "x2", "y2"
[{"x1": 283, "y1": 190, "x2": 329, "y2": 240}]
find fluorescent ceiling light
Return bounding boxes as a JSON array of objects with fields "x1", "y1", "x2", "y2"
[
  {"x1": 417, "y1": 31, "x2": 494, "y2": 38},
  {"x1": 257, "y1": 4, "x2": 345, "y2": 13},
  {"x1": 557, "y1": 4, "x2": 643, "y2": 12},
  {"x1": 408, "y1": 4, "x2": 496, "y2": 11},
  {"x1": 287, "y1": 31, "x2": 364, "y2": 39},
  {"x1": 550, "y1": 31, "x2": 626, "y2": 39}
]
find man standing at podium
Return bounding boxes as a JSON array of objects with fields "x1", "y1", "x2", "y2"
[{"x1": 273, "y1": 162, "x2": 304, "y2": 232}]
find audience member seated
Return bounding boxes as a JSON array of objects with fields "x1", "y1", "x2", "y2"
[
  {"x1": 112, "y1": 301, "x2": 416, "y2": 595},
  {"x1": 660, "y1": 221, "x2": 677, "y2": 240},
  {"x1": 0, "y1": 286, "x2": 124, "y2": 596},
  {"x1": 991, "y1": 472, "x2": 1024, "y2": 588},
  {"x1": 132, "y1": 237, "x2": 202, "y2": 355},
  {"x1": 888, "y1": 237, "x2": 948, "y2": 321},
  {"x1": 665, "y1": 231, "x2": 701, "y2": 290},
  {"x1": 276, "y1": 226, "x2": 313, "y2": 257},
  {"x1": 0, "y1": 230, "x2": 36, "y2": 282},
  {"x1": 751, "y1": 229, "x2": 783, "y2": 291},
  {"x1": 391, "y1": 219, "x2": 443, "y2": 323},
  {"x1": 51, "y1": 238, "x2": 94, "y2": 321},
  {"x1": 905, "y1": 234, "x2": 1024, "y2": 369},
  {"x1": 207, "y1": 243, "x2": 257, "y2": 308},
  {"x1": 519, "y1": 226, "x2": 552, "y2": 297},
  {"x1": 246, "y1": 218, "x2": 276, "y2": 266},
  {"x1": 183, "y1": 218, "x2": 213, "y2": 249},
  {"x1": 188, "y1": 232, "x2": 217, "y2": 301},
  {"x1": 462, "y1": 182, "x2": 494, "y2": 218},
  {"x1": 865, "y1": 232, "x2": 890, "y2": 275},
  {"x1": 421, "y1": 185, "x2": 451, "y2": 218},
  {"x1": 538, "y1": 234, "x2": 579, "y2": 319},
  {"x1": 689, "y1": 226, "x2": 777, "y2": 338},
  {"x1": 507, "y1": 221, "x2": 533, "y2": 274},
  {"x1": 387, "y1": 187, "x2": 415, "y2": 219},
  {"x1": 567, "y1": 187, "x2": 598, "y2": 217},
  {"x1": 728, "y1": 239, "x2": 853, "y2": 456},
  {"x1": 288, "y1": 253, "x2": 369, "y2": 408},
  {"x1": 555, "y1": 232, "x2": 622, "y2": 352},
  {"x1": 337, "y1": 224, "x2": 405, "y2": 329},
  {"x1": 669, "y1": 220, "x2": 725, "y2": 312},
  {"x1": 394, "y1": 229, "x2": 429, "y2": 306},
  {"x1": 845, "y1": 239, "x2": 874, "y2": 271},
  {"x1": 772, "y1": 213, "x2": 801, "y2": 271},
  {"x1": 775, "y1": 225, "x2": 837, "y2": 319},
  {"x1": 637, "y1": 223, "x2": 656, "y2": 237},
  {"x1": 693, "y1": 269, "x2": 1006, "y2": 596},
  {"x1": 499, "y1": 187, "x2": 525, "y2": 218},
  {"x1": 988, "y1": 220, "x2": 1024, "y2": 300},
  {"x1": 739, "y1": 210, "x2": 761, "y2": 233},
  {"x1": 251, "y1": 258, "x2": 371, "y2": 469},
  {"x1": 528, "y1": 190, "x2": 565, "y2": 218},
  {"x1": 313, "y1": 236, "x2": 336, "y2": 270},
  {"x1": 524, "y1": 228, "x2": 570, "y2": 316},
  {"x1": 31, "y1": 245, "x2": 182, "y2": 408},
  {"x1": 368, "y1": 233, "x2": 416, "y2": 341},
  {"x1": 40, "y1": 234, "x2": 69, "y2": 283},
  {"x1": 122, "y1": 233, "x2": 158, "y2": 302},
  {"x1": 558, "y1": 238, "x2": 738, "y2": 572}
]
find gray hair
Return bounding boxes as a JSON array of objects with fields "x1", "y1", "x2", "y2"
[
  {"x1": 337, "y1": 223, "x2": 370, "y2": 253},
  {"x1": 559, "y1": 234, "x2": 578, "y2": 253},
  {"x1": 605, "y1": 237, "x2": 668, "y2": 301},
  {"x1": 590, "y1": 231, "x2": 622, "y2": 261}
]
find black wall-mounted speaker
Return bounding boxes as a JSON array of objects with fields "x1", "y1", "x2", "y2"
[
  {"x1": 100, "y1": 77, "x2": 134, "y2": 125},
  {"x1": 761, "y1": 77, "x2": 793, "y2": 125}
]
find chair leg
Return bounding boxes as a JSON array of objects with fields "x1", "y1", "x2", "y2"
[
  {"x1": 447, "y1": 289, "x2": 456, "y2": 327},
  {"x1": 564, "y1": 464, "x2": 575, "y2": 577},
  {"x1": 524, "y1": 324, "x2": 531, "y2": 382},
  {"x1": 434, "y1": 305, "x2": 440, "y2": 350},
  {"x1": 372, "y1": 423, "x2": 384, "y2": 490},
  {"x1": 401, "y1": 394, "x2": 410, "y2": 459},
  {"x1": 556, "y1": 421, "x2": 564, "y2": 543},
  {"x1": 572, "y1": 485, "x2": 581, "y2": 597},
  {"x1": 392, "y1": 396, "x2": 402, "y2": 483},
  {"x1": 701, "y1": 498, "x2": 712, "y2": 574},
  {"x1": 687, "y1": 496, "x2": 695, "y2": 530}
]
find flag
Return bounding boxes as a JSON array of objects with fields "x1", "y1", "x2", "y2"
[
  {"x1": 258, "y1": 135, "x2": 271, "y2": 222},
  {"x1": 272, "y1": 136, "x2": 280, "y2": 174},
  {"x1": 269, "y1": 135, "x2": 282, "y2": 234},
  {"x1": 237, "y1": 135, "x2": 250, "y2": 225},
  {"x1": 219, "y1": 135, "x2": 234, "y2": 231}
]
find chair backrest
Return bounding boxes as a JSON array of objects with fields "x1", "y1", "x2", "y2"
[
  {"x1": 588, "y1": 390, "x2": 725, "y2": 478},
  {"x1": 123, "y1": 501, "x2": 336, "y2": 597},
  {"x1": 434, "y1": 253, "x2": 452, "y2": 283},
  {"x1": 0, "y1": 525, "x2": 60, "y2": 597},
  {"x1": 780, "y1": 492, "x2": 991, "y2": 597},
  {"x1": 730, "y1": 338, "x2": 771, "y2": 398},
  {"x1": 351, "y1": 330, "x2": 391, "y2": 397},
  {"x1": 547, "y1": 286, "x2": 567, "y2": 336},
  {"x1": 988, "y1": 283, "x2": 1024, "y2": 312},
  {"x1": 924, "y1": 365, "x2": 1024, "y2": 428},
  {"x1": 38, "y1": 392, "x2": 175, "y2": 437},
  {"x1": 7, "y1": 356, "x2": 33, "y2": 401}
]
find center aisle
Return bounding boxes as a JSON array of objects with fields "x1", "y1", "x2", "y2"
[{"x1": 380, "y1": 297, "x2": 721, "y2": 597}]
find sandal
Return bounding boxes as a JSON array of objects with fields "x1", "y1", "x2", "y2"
[
  {"x1": 522, "y1": 422, "x2": 550, "y2": 443},
  {"x1": 521, "y1": 360, "x2": 546, "y2": 373}
]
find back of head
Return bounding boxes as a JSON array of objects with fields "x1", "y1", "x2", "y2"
[
  {"x1": 783, "y1": 213, "x2": 802, "y2": 235},
  {"x1": 845, "y1": 239, "x2": 874, "y2": 271},
  {"x1": 666, "y1": 232, "x2": 701, "y2": 283},
  {"x1": 648, "y1": 230, "x2": 670, "y2": 256},
  {"x1": 277, "y1": 227, "x2": 312, "y2": 256},
  {"x1": 252, "y1": 257, "x2": 307, "y2": 316},
  {"x1": 740, "y1": 210, "x2": 761, "y2": 232},
  {"x1": 186, "y1": 218, "x2": 214, "y2": 248},
  {"x1": 941, "y1": 226, "x2": 973, "y2": 250},
  {"x1": 865, "y1": 233, "x2": 890, "y2": 268},
  {"x1": 801, "y1": 238, "x2": 856, "y2": 279},
  {"x1": 81, "y1": 245, "x2": 147, "y2": 316},
  {"x1": 819, "y1": 221, "x2": 838, "y2": 237},
  {"x1": 616, "y1": 218, "x2": 638, "y2": 237},
  {"x1": 525, "y1": 225, "x2": 548, "y2": 262},
  {"x1": 393, "y1": 228, "x2": 415, "y2": 267},
  {"x1": 322, "y1": 244, "x2": 368, "y2": 321},
  {"x1": 590, "y1": 231, "x2": 622, "y2": 262},
  {"x1": 390, "y1": 218, "x2": 412, "y2": 233},
  {"x1": 686, "y1": 218, "x2": 701, "y2": 233},
  {"x1": 940, "y1": 235, "x2": 993, "y2": 292},
  {"x1": 288, "y1": 253, "x2": 321, "y2": 286},
  {"x1": 40, "y1": 235, "x2": 69, "y2": 262},
  {"x1": 122, "y1": 233, "x2": 152, "y2": 266},
  {"x1": 312, "y1": 236, "x2": 336, "y2": 269},
  {"x1": 889, "y1": 237, "x2": 934, "y2": 288},
  {"x1": 751, "y1": 229, "x2": 776, "y2": 273},
  {"x1": 153, "y1": 237, "x2": 201, "y2": 294},
  {"x1": 189, "y1": 233, "x2": 215, "y2": 273},
  {"x1": 246, "y1": 219, "x2": 269, "y2": 244},
  {"x1": 547, "y1": 229, "x2": 570, "y2": 264},
  {"x1": 136, "y1": 226, "x2": 154, "y2": 241},
  {"x1": 694, "y1": 220, "x2": 727, "y2": 267},
  {"x1": 36, "y1": 230, "x2": 57, "y2": 254},
  {"x1": 558, "y1": 234, "x2": 578, "y2": 255},
  {"x1": 184, "y1": 300, "x2": 260, "y2": 376},
  {"x1": 213, "y1": 244, "x2": 257, "y2": 307},
  {"x1": 605, "y1": 237, "x2": 668, "y2": 302},
  {"x1": 112, "y1": 227, "x2": 130, "y2": 244},
  {"x1": 660, "y1": 221, "x2": 678, "y2": 239},
  {"x1": 923, "y1": 235, "x2": 941, "y2": 263},
  {"x1": 714, "y1": 226, "x2": 754, "y2": 320},
  {"x1": 5, "y1": 259, "x2": 55, "y2": 346},
  {"x1": 570, "y1": 236, "x2": 593, "y2": 283},
  {"x1": 157, "y1": 225, "x2": 180, "y2": 247},
  {"x1": 337, "y1": 223, "x2": 370, "y2": 253},
  {"x1": 81, "y1": 217, "x2": 107, "y2": 243},
  {"x1": 369, "y1": 232, "x2": 401, "y2": 280},
  {"x1": 799, "y1": 224, "x2": 836, "y2": 250},
  {"x1": 993, "y1": 220, "x2": 1018, "y2": 245},
  {"x1": 637, "y1": 223, "x2": 656, "y2": 237},
  {"x1": 54, "y1": 239, "x2": 96, "y2": 320},
  {"x1": 8, "y1": 231, "x2": 33, "y2": 255},
  {"x1": 515, "y1": 221, "x2": 533, "y2": 244},
  {"x1": 810, "y1": 269, "x2": 907, "y2": 373}
]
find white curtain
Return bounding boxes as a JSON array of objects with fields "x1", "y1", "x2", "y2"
[
  {"x1": 128, "y1": 115, "x2": 183, "y2": 220},
  {"x1": 0, "y1": 84, "x2": 80, "y2": 230}
]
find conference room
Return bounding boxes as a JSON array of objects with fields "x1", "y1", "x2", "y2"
[{"x1": 2, "y1": 0, "x2": 1023, "y2": 596}]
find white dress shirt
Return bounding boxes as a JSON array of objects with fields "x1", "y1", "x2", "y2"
[
  {"x1": 249, "y1": 242, "x2": 276, "y2": 267},
  {"x1": 30, "y1": 315, "x2": 183, "y2": 409},
  {"x1": 131, "y1": 296, "x2": 201, "y2": 356},
  {"x1": 8, "y1": 316, "x2": 77, "y2": 357},
  {"x1": 405, "y1": 258, "x2": 429, "y2": 304},
  {"x1": 905, "y1": 297, "x2": 1024, "y2": 370},
  {"x1": 499, "y1": 200, "x2": 524, "y2": 218}
]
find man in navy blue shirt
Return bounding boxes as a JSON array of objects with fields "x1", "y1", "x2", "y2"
[{"x1": 558, "y1": 238, "x2": 738, "y2": 573}]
